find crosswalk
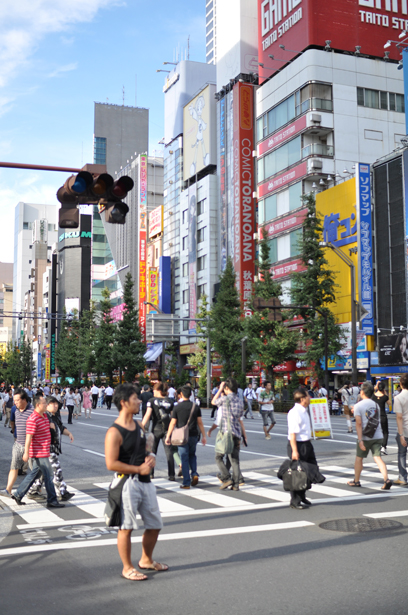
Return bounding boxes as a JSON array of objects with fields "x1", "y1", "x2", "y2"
[{"x1": 1, "y1": 461, "x2": 407, "y2": 532}]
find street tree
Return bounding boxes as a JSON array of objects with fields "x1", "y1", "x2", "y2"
[
  {"x1": 94, "y1": 287, "x2": 116, "y2": 383},
  {"x1": 114, "y1": 272, "x2": 146, "y2": 382},
  {"x1": 209, "y1": 257, "x2": 245, "y2": 384},
  {"x1": 188, "y1": 294, "x2": 210, "y2": 398},
  {"x1": 4, "y1": 342, "x2": 24, "y2": 385},
  {"x1": 55, "y1": 311, "x2": 81, "y2": 383},
  {"x1": 291, "y1": 192, "x2": 344, "y2": 379},
  {"x1": 79, "y1": 301, "x2": 97, "y2": 383},
  {"x1": 245, "y1": 229, "x2": 299, "y2": 383},
  {"x1": 20, "y1": 339, "x2": 33, "y2": 385}
]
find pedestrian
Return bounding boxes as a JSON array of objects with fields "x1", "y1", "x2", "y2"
[
  {"x1": 210, "y1": 382, "x2": 219, "y2": 419},
  {"x1": 43, "y1": 384, "x2": 50, "y2": 396},
  {"x1": 73, "y1": 388, "x2": 81, "y2": 419},
  {"x1": 10, "y1": 395, "x2": 65, "y2": 508},
  {"x1": 98, "y1": 385, "x2": 105, "y2": 408},
  {"x1": 286, "y1": 387, "x2": 320, "y2": 509},
  {"x1": 0, "y1": 388, "x2": 34, "y2": 498},
  {"x1": 3, "y1": 387, "x2": 14, "y2": 428},
  {"x1": 338, "y1": 381, "x2": 356, "y2": 433},
  {"x1": 91, "y1": 383, "x2": 99, "y2": 409},
  {"x1": 27, "y1": 396, "x2": 75, "y2": 502},
  {"x1": 64, "y1": 387, "x2": 76, "y2": 424},
  {"x1": 167, "y1": 383, "x2": 176, "y2": 400},
  {"x1": 105, "y1": 384, "x2": 114, "y2": 410},
  {"x1": 208, "y1": 378, "x2": 246, "y2": 491},
  {"x1": 372, "y1": 381, "x2": 389, "y2": 455},
  {"x1": 243, "y1": 383, "x2": 257, "y2": 419},
  {"x1": 165, "y1": 385, "x2": 207, "y2": 489},
  {"x1": 347, "y1": 381, "x2": 392, "y2": 490},
  {"x1": 104, "y1": 383, "x2": 167, "y2": 581},
  {"x1": 258, "y1": 381, "x2": 276, "y2": 439},
  {"x1": 394, "y1": 372, "x2": 408, "y2": 485},
  {"x1": 82, "y1": 386, "x2": 92, "y2": 418},
  {"x1": 318, "y1": 384, "x2": 328, "y2": 398},
  {"x1": 142, "y1": 383, "x2": 176, "y2": 480}
]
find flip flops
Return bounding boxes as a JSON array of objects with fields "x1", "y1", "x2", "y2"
[{"x1": 121, "y1": 569, "x2": 148, "y2": 581}]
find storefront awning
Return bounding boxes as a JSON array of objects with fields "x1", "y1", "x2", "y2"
[{"x1": 144, "y1": 343, "x2": 163, "y2": 362}]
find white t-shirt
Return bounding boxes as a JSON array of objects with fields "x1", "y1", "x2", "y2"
[
  {"x1": 91, "y1": 386, "x2": 99, "y2": 395},
  {"x1": 244, "y1": 387, "x2": 257, "y2": 401},
  {"x1": 347, "y1": 386, "x2": 360, "y2": 409},
  {"x1": 394, "y1": 388, "x2": 408, "y2": 437},
  {"x1": 318, "y1": 387, "x2": 327, "y2": 398},
  {"x1": 287, "y1": 403, "x2": 311, "y2": 441},
  {"x1": 256, "y1": 387, "x2": 265, "y2": 401},
  {"x1": 168, "y1": 387, "x2": 176, "y2": 399},
  {"x1": 105, "y1": 387, "x2": 113, "y2": 396},
  {"x1": 353, "y1": 398, "x2": 383, "y2": 440}
]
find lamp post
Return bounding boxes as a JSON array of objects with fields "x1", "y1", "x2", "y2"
[
  {"x1": 319, "y1": 242, "x2": 358, "y2": 384},
  {"x1": 144, "y1": 301, "x2": 166, "y2": 381}
]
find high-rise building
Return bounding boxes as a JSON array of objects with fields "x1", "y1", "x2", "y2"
[
  {"x1": 206, "y1": 0, "x2": 216, "y2": 65},
  {"x1": 13, "y1": 203, "x2": 58, "y2": 343},
  {"x1": 0, "y1": 262, "x2": 13, "y2": 354}
]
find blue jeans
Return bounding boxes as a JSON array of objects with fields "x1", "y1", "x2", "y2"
[
  {"x1": 396, "y1": 433, "x2": 408, "y2": 482},
  {"x1": 178, "y1": 436, "x2": 198, "y2": 487},
  {"x1": 14, "y1": 457, "x2": 59, "y2": 505},
  {"x1": 244, "y1": 400, "x2": 254, "y2": 418}
]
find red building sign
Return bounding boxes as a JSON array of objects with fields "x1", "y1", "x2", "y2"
[
  {"x1": 258, "y1": 161, "x2": 307, "y2": 198},
  {"x1": 257, "y1": 115, "x2": 307, "y2": 157},
  {"x1": 262, "y1": 207, "x2": 308, "y2": 238}
]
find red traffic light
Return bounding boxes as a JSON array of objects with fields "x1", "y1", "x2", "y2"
[{"x1": 112, "y1": 176, "x2": 134, "y2": 198}]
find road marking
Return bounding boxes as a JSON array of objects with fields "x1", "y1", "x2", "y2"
[
  {"x1": 154, "y1": 478, "x2": 251, "y2": 508},
  {"x1": 0, "y1": 520, "x2": 315, "y2": 557},
  {"x1": 0, "y1": 496, "x2": 62, "y2": 524},
  {"x1": 83, "y1": 449, "x2": 105, "y2": 457},
  {"x1": 364, "y1": 510, "x2": 408, "y2": 519},
  {"x1": 65, "y1": 486, "x2": 106, "y2": 518},
  {"x1": 76, "y1": 423, "x2": 108, "y2": 430}
]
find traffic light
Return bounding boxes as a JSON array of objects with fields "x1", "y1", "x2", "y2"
[
  {"x1": 253, "y1": 296, "x2": 283, "y2": 321},
  {"x1": 56, "y1": 168, "x2": 134, "y2": 227}
]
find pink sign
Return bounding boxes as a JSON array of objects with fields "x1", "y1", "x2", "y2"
[
  {"x1": 261, "y1": 208, "x2": 307, "y2": 238},
  {"x1": 258, "y1": 115, "x2": 307, "y2": 157},
  {"x1": 111, "y1": 303, "x2": 125, "y2": 323},
  {"x1": 258, "y1": 161, "x2": 307, "y2": 198},
  {"x1": 272, "y1": 258, "x2": 306, "y2": 280}
]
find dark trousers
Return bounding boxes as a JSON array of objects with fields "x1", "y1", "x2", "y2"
[
  {"x1": 92, "y1": 394, "x2": 98, "y2": 409},
  {"x1": 287, "y1": 440, "x2": 317, "y2": 506},
  {"x1": 216, "y1": 436, "x2": 241, "y2": 487},
  {"x1": 152, "y1": 433, "x2": 175, "y2": 479},
  {"x1": 105, "y1": 395, "x2": 112, "y2": 410},
  {"x1": 381, "y1": 413, "x2": 388, "y2": 448},
  {"x1": 67, "y1": 405, "x2": 74, "y2": 424}
]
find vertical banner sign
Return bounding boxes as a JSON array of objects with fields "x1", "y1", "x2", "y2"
[
  {"x1": 37, "y1": 352, "x2": 42, "y2": 380},
  {"x1": 404, "y1": 48, "x2": 408, "y2": 137},
  {"x1": 232, "y1": 82, "x2": 256, "y2": 316},
  {"x1": 227, "y1": 89, "x2": 235, "y2": 264},
  {"x1": 188, "y1": 185, "x2": 197, "y2": 334},
  {"x1": 139, "y1": 155, "x2": 148, "y2": 342},
  {"x1": 148, "y1": 267, "x2": 159, "y2": 312},
  {"x1": 356, "y1": 163, "x2": 374, "y2": 335},
  {"x1": 309, "y1": 398, "x2": 333, "y2": 440},
  {"x1": 219, "y1": 97, "x2": 227, "y2": 272},
  {"x1": 45, "y1": 345, "x2": 50, "y2": 381},
  {"x1": 403, "y1": 149, "x2": 408, "y2": 322}
]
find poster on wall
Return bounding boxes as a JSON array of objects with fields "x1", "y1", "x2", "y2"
[
  {"x1": 188, "y1": 185, "x2": 197, "y2": 334},
  {"x1": 183, "y1": 85, "x2": 215, "y2": 181},
  {"x1": 379, "y1": 333, "x2": 408, "y2": 366},
  {"x1": 219, "y1": 96, "x2": 227, "y2": 272},
  {"x1": 139, "y1": 155, "x2": 148, "y2": 342},
  {"x1": 356, "y1": 163, "x2": 374, "y2": 336}
]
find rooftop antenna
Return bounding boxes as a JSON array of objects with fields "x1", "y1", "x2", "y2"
[
  {"x1": 122, "y1": 86, "x2": 125, "y2": 106},
  {"x1": 135, "y1": 74, "x2": 137, "y2": 107},
  {"x1": 187, "y1": 35, "x2": 190, "y2": 60}
]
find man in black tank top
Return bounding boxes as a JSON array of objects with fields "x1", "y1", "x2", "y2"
[{"x1": 105, "y1": 384, "x2": 168, "y2": 582}]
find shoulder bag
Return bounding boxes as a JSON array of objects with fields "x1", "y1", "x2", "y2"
[
  {"x1": 171, "y1": 403, "x2": 196, "y2": 446},
  {"x1": 215, "y1": 400, "x2": 234, "y2": 455},
  {"x1": 104, "y1": 421, "x2": 142, "y2": 527}
]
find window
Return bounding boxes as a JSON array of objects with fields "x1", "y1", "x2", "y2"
[
  {"x1": 259, "y1": 135, "x2": 301, "y2": 182},
  {"x1": 183, "y1": 289, "x2": 189, "y2": 304},
  {"x1": 290, "y1": 228, "x2": 303, "y2": 257},
  {"x1": 289, "y1": 182, "x2": 303, "y2": 211},
  {"x1": 197, "y1": 284, "x2": 206, "y2": 300},
  {"x1": 182, "y1": 236, "x2": 188, "y2": 250},
  {"x1": 23, "y1": 222, "x2": 33, "y2": 230},
  {"x1": 267, "y1": 238, "x2": 278, "y2": 263},
  {"x1": 94, "y1": 136, "x2": 107, "y2": 165},
  {"x1": 197, "y1": 227, "x2": 205, "y2": 243},
  {"x1": 197, "y1": 255, "x2": 207, "y2": 271},
  {"x1": 357, "y1": 88, "x2": 405, "y2": 113},
  {"x1": 182, "y1": 210, "x2": 187, "y2": 224},
  {"x1": 182, "y1": 263, "x2": 188, "y2": 277},
  {"x1": 183, "y1": 320, "x2": 189, "y2": 331},
  {"x1": 0, "y1": 298, "x2": 3, "y2": 304},
  {"x1": 0, "y1": 319, "x2": 3, "y2": 326},
  {"x1": 197, "y1": 199, "x2": 206, "y2": 216}
]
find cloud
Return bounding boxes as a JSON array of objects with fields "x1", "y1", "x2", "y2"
[
  {"x1": 0, "y1": 1, "x2": 122, "y2": 88},
  {"x1": 48, "y1": 62, "x2": 78, "y2": 78}
]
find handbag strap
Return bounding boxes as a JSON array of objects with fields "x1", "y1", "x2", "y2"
[
  {"x1": 221, "y1": 398, "x2": 232, "y2": 433},
  {"x1": 185, "y1": 403, "x2": 196, "y2": 427}
]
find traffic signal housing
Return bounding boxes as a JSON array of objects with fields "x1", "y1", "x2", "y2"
[
  {"x1": 253, "y1": 296, "x2": 283, "y2": 322},
  {"x1": 99, "y1": 176, "x2": 134, "y2": 225}
]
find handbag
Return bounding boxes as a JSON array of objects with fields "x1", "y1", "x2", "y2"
[
  {"x1": 171, "y1": 403, "x2": 196, "y2": 446},
  {"x1": 280, "y1": 460, "x2": 308, "y2": 492},
  {"x1": 215, "y1": 401, "x2": 234, "y2": 455},
  {"x1": 104, "y1": 421, "x2": 141, "y2": 527}
]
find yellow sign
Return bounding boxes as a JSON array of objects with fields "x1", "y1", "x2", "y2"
[
  {"x1": 148, "y1": 267, "x2": 159, "y2": 310},
  {"x1": 309, "y1": 398, "x2": 333, "y2": 439},
  {"x1": 316, "y1": 179, "x2": 359, "y2": 324},
  {"x1": 180, "y1": 343, "x2": 200, "y2": 355},
  {"x1": 183, "y1": 85, "x2": 213, "y2": 181}
]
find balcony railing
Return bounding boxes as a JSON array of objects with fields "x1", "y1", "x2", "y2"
[
  {"x1": 302, "y1": 143, "x2": 334, "y2": 158},
  {"x1": 295, "y1": 98, "x2": 333, "y2": 115}
]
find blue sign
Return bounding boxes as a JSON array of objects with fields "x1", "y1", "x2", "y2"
[
  {"x1": 159, "y1": 256, "x2": 171, "y2": 314},
  {"x1": 357, "y1": 163, "x2": 374, "y2": 336},
  {"x1": 323, "y1": 209, "x2": 357, "y2": 248},
  {"x1": 371, "y1": 365, "x2": 408, "y2": 375},
  {"x1": 37, "y1": 352, "x2": 42, "y2": 380}
]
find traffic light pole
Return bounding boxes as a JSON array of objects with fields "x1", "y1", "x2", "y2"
[{"x1": 0, "y1": 161, "x2": 82, "y2": 173}]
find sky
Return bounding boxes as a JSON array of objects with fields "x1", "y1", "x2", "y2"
[{"x1": 0, "y1": 0, "x2": 206, "y2": 262}]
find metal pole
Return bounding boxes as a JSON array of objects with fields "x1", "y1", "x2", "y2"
[
  {"x1": 403, "y1": 47, "x2": 408, "y2": 136},
  {"x1": 324, "y1": 313, "x2": 329, "y2": 394},
  {"x1": 161, "y1": 341, "x2": 166, "y2": 381},
  {"x1": 350, "y1": 262, "x2": 358, "y2": 384},
  {"x1": 206, "y1": 332, "x2": 211, "y2": 409}
]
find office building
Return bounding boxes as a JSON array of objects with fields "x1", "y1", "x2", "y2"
[{"x1": 0, "y1": 262, "x2": 13, "y2": 353}]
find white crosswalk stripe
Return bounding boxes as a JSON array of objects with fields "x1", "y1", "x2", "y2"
[{"x1": 2, "y1": 465, "x2": 408, "y2": 531}]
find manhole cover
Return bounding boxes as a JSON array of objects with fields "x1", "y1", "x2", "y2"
[{"x1": 319, "y1": 518, "x2": 402, "y2": 533}]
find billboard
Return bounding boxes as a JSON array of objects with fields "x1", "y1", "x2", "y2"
[
  {"x1": 258, "y1": 0, "x2": 407, "y2": 83},
  {"x1": 148, "y1": 267, "x2": 159, "y2": 312},
  {"x1": 262, "y1": 208, "x2": 308, "y2": 238},
  {"x1": 188, "y1": 185, "x2": 197, "y2": 333},
  {"x1": 159, "y1": 256, "x2": 171, "y2": 314},
  {"x1": 379, "y1": 333, "x2": 408, "y2": 365},
  {"x1": 45, "y1": 345, "x2": 50, "y2": 382},
  {"x1": 219, "y1": 96, "x2": 227, "y2": 271},
  {"x1": 183, "y1": 85, "x2": 216, "y2": 181},
  {"x1": 356, "y1": 163, "x2": 374, "y2": 335},
  {"x1": 148, "y1": 205, "x2": 163, "y2": 239},
  {"x1": 316, "y1": 178, "x2": 360, "y2": 324},
  {"x1": 139, "y1": 155, "x2": 148, "y2": 342},
  {"x1": 232, "y1": 82, "x2": 256, "y2": 317}
]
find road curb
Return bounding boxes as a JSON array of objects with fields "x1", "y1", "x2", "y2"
[{"x1": 0, "y1": 501, "x2": 13, "y2": 546}]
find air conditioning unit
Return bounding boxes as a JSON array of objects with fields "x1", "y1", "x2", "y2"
[
  {"x1": 309, "y1": 158, "x2": 323, "y2": 171},
  {"x1": 310, "y1": 114, "x2": 321, "y2": 124}
]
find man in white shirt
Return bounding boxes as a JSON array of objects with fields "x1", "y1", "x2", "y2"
[
  {"x1": 287, "y1": 387, "x2": 316, "y2": 509},
  {"x1": 167, "y1": 384, "x2": 176, "y2": 399},
  {"x1": 91, "y1": 384, "x2": 99, "y2": 409},
  {"x1": 105, "y1": 385, "x2": 114, "y2": 410},
  {"x1": 243, "y1": 384, "x2": 257, "y2": 419},
  {"x1": 394, "y1": 373, "x2": 408, "y2": 485}
]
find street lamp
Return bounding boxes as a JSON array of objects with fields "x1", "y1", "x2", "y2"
[
  {"x1": 144, "y1": 301, "x2": 166, "y2": 380},
  {"x1": 319, "y1": 241, "x2": 358, "y2": 384}
]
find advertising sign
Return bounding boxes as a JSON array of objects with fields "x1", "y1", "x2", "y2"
[
  {"x1": 183, "y1": 85, "x2": 215, "y2": 181},
  {"x1": 111, "y1": 303, "x2": 125, "y2": 323},
  {"x1": 159, "y1": 256, "x2": 171, "y2": 314},
  {"x1": 45, "y1": 345, "x2": 50, "y2": 382},
  {"x1": 148, "y1": 206, "x2": 163, "y2": 239},
  {"x1": 188, "y1": 185, "x2": 197, "y2": 334},
  {"x1": 139, "y1": 155, "x2": 148, "y2": 342},
  {"x1": 37, "y1": 352, "x2": 42, "y2": 380},
  {"x1": 356, "y1": 163, "x2": 374, "y2": 335},
  {"x1": 258, "y1": 161, "x2": 307, "y2": 198},
  {"x1": 262, "y1": 208, "x2": 307, "y2": 238},
  {"x1": 148, "y1": 267, "x2": 159, "y2": 312},
  {"x1": 379, "y1": 333, "x2": 408, "y2": 366},
  {"x1": 272, "y1": 258, "x2": 306, "y2": 279},
  {"x1": 257, "y1": 115, "x2": 307, "y2": 157},
  {"x1": 309, "y1": 398, "x2": 333, "y2": 439},
  {"x1": 258, "y1": 0, "x2": 406, "y2": 83},
  {"x1": 232, "y1": 82, "x2": 256, "y2": 317},
  {"x1": 219, "y1": 96, "x2": 227, "y2": 272}
]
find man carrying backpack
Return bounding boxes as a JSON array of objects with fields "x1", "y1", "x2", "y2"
[{"x1": 142, "y1": 383, "x2": 175, "y2": 480}]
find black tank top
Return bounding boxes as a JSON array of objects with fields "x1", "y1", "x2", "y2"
[{"x1": 111, "y1": 420, "x2": 150, "y2": 483}]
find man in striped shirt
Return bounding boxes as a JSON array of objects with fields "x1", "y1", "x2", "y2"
[{"x1": 12, "y1": 395, "x2": 65, "y2": 508}]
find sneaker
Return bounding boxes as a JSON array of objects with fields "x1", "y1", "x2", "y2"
[
  {"x1": 168, "y1": 476, "x2": 176, "y2": 481},
  {"x1": 220, "y1": 479, "x2": 233, "y2": 490},
  {"x1": 381, "y1": 447, "x2": 388, "y2": 455},
  {"x1": 347, "y1": 428, "x2": 353, "y2": 433},
  {"x1": 27, "y1": 493, "x2": 46, "y2": 501},
  {"x1": 0, "y1": 489, "x2": 11, "y2": 498},
  {"x1": 191, "y1": 476, "x2": 199, "y2": 487},
  {"x1": 46, "y1": 502, "x2": 65, "y2": 508},
  {"x1": 11, "y1": 494, "x2": 25, "y2": 506},
  {"x1": 394, "y1": 478, "x2": 408, "y2": 485},
  {"x1": 60, "y1": 492, "x2": 75, "y2": 501},
  {"x1": 265, "y1": 434, "x2": 271, "y2": 440},
  {"x1": 179, "y1": 485, "x2": 190, "y2": 490}
]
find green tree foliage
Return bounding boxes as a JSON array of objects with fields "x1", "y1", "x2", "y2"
[
  {"x1": 94, "y1": 287, "x2": 116, "y2": 383},
  {"x1": 79, "y1": 301, "x2": 97, "y2": 383},
  {"x1": 291, "y1": 193, "x2": 344, "y2": 378},
  {"x1": 114, "y1": 273, "x2": 146, "y2": 382},
  {"x1": 246, "y1": 229, "x2": 299, "y2": 382},
  {"x1": 55, "y1": 311, "x2": 81, "y2": 383},
  {"x1": 20, "y1": 340, "x2": 33, "y2": 385},
  {"x1": 209, "y1": 257, "x2": 245, "y2": 384},
  {"x1": 188, "y1": 295, "x2": 210, "y2": 398},
  {"x1": 4, "y1": 342, "x2": 24, "y2": 385}
]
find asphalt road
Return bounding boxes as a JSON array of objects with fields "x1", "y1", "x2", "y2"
[{"x1": 1, "y1": 406, "x2": 407, "y2": 615}]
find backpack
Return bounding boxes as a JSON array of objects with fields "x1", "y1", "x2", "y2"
[{"x1": 362, "y1": 402, "x2": 380, "y2": 438}]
